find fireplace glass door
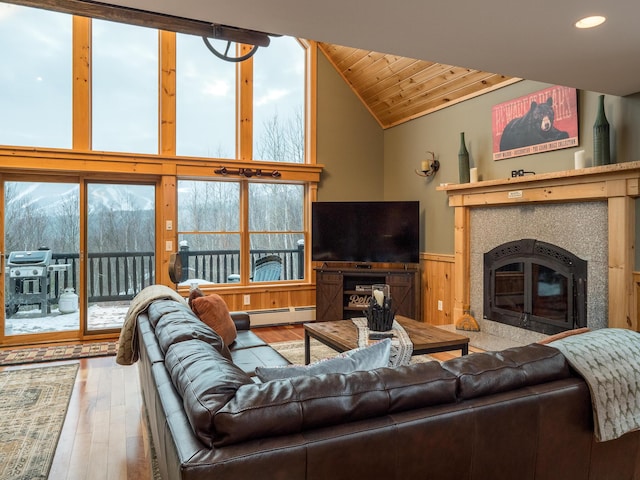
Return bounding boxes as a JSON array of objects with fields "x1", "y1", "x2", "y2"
[
  {"x1": 493, "y1": 262, "x2": 569, "y2": 328},
  {"x1": 485, "y1": 239, "x2": 586, "y2": 335},
  {"x1": 531, "y1": 264, "x2": 568, "y2": 322}
]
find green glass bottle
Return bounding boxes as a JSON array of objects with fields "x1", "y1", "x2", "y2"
[
  {"x1": 593, "y1": 95, "x2": 611, "y2": 166},
  {"x1": 458, "y1": 132, "x2": 470, "y2": 183}
]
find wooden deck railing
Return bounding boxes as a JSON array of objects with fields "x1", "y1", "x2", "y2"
[{"x1": 45, "y1": 243, "x2": 304, "y2": 303}]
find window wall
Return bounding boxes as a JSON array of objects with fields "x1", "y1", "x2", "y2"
[{"x1": 0, "y1": 3, "x2": 319, "y2": 344}]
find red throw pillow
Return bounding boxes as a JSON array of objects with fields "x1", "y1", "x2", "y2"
[
  {"x1": 188, "y1": 287, "x2": 205, "y2": 306},
  {"x1": 190, "y1": 294, "x2": 237, "y2": 346}
]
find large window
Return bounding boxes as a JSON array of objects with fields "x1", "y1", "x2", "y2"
[
  {"x1": 253, "y1": 36, "x2": 305, "y2": 163},
  {"x1": 177, "y1": 180, "x2": 305, "y2": 285},
  {"x1": 92, "y1": 19, "x2": 158, "y2": 153},
  {"x1": 249, "y1": 183, "x2": 304, "y2": 281},
  {"x1": 176, "y1": 35, "x2": 236, "y2": 158},
  {"x1": 0, "y1": 4, "x2": 72, "y2": 148},
  {"x1": 177, "y1": 180, "x2": 241, "y2": 285}
]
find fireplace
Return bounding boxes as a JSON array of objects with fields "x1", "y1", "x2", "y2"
[
  {"x1": 483, "y1": 239, "x2": 587, "y2": 335},
  {"x1": 440, "y1": 163, "x2": 640, "y2": 341}
]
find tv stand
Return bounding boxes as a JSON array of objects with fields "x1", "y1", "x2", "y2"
[{"x1": 315, "y1": 264, "x2": 420, "y2": 322}]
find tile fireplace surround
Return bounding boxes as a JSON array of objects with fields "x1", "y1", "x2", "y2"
[{"x1": 439, "y1": 161, "x2": 640, "y2": 344}]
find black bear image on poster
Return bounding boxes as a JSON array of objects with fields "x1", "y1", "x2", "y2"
[{"x1": 492, "y1": 86, "x2": 578, "y2": 160}]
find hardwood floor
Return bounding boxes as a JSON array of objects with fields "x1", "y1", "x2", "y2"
[
  {"x1": 0, "y1": 324, "x2": 478, "y2": 479},
  {"x1": 0, "y1": 355, "x2": 153, "y2": 480}
]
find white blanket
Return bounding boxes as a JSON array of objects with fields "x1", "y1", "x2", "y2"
[
  {"x1": 549, "y1": 328, "x2": 640, "y2": 442},
  {"x1": 116, "y1": 285, "x2": 188, "y2": 365},
  {"x1": 352, "y1": 317, "x2": 413, "y2": 367}
]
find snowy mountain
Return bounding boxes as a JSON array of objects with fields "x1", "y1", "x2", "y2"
[{"x1": 7, "y1": 182, "x2": 154, "y2": 215}]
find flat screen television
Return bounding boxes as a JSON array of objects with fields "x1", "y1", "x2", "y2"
[{"x1": 312, "y1": 201, "x2": 419, "y2": 264}]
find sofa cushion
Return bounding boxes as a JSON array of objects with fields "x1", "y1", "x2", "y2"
[
  {"x1": 152, "y1": 300, "x2": 232, "y2": 360},
  {"x1": 231, "y1": 330, "x2": 268, "y2": 350},
  {"x1": 231, "y1": 345, "x2": 291, "y2": 377},
  {"x1": 164, "y1": 339, "x2": 253, "y2": 447},
  {"x1": 190, "y1": 294, "x2": 238, "y2": 346},
  {"x1": 254, "y1": 338, "x2": 392, "y2": 382},
  {"x1": 147, "y1": 299, "x2": 190, "y2": 329},
  {"x1": 213, "y1": 361, "x2": 457, "y2": 446},
  {"x1": 441, "y1": 343, "x2": 570, "y2": 400}
]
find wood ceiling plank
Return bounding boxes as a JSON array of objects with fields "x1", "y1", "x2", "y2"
[
  {"x1": 381, "y1": 74, "x2": 514, "y2": 127},
  {"x1": 358, "y1": 59, "x2": 435, "y2": 100},
  {"x1": 341, "y1": 51, "x2": 388, "y2": 76},
  {"x1": 360, "y1": 61, "x2": 454, "y2": 104},
  {"x1": 369, "y1": 66, "x2": 474, "y2": 112},
  {"x1": 321, "y1": 44, "x2": 373, "y2": 73},
  {"x1": 347, "y1": 57, "x2": 425, "y2": 93},
  {"x1": 376, "y1": 71, "x2": 494, "y2": 119},
  {"x1": 343, "y1": 54, "x2": 402, "y2": 84},
  {"x1": 320, "y1": 44, "x2": 365, "y2": 71},
  {"x1": 321, "y1": 42, "x2": 516, "y2": 128}
]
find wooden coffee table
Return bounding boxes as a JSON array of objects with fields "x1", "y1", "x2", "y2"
[{"x1": 303, "y1": 315, "x2": 470, "y2": 364}]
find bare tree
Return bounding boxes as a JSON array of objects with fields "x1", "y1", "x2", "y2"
[
  {"x1": 4, "y1": 182, "x2": 49, "y2": 252},
  {"x1": 51, "y1": 193, "x2": 79, "y2": 253},
  {"x1": 255, "y1": 107, "x2": 304, "y2": 163}
]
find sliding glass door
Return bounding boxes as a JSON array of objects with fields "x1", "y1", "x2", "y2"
[
  {"x1": 86, "y1": 182, "x2": 155, "y2": 332},
  {"x1": 1, "y1": 178, "x2": 156, "y2": 342},
  {"x1": 4, "y1": 180, "x2": 80, "y2": 338}
]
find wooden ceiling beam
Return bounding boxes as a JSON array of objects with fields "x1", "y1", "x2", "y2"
[{"x1": 2, "y1": 0, "x2": 272, "y2": 45}]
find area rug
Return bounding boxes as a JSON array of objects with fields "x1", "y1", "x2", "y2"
[
  {"x1": 0, "y1": 363, "x2": 79, "y2": 479},
  {"x1": 271, "y1": 339, "x2": 438, "y2": 365},
  {"x1": 0, "y1": 341, "x2": 118, "y2": 366}
]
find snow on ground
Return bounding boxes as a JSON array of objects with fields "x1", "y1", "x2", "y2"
[{"x1": 5, "y1": 303, "x2": 130, "y2": 335}]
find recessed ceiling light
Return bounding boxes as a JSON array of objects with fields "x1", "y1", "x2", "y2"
[{"x1": 575, "y1": 15, "x2": 606, "y2": 29}]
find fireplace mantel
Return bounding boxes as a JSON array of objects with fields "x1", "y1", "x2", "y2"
[{"x1": 440, "y1": 161, "x2": 640, "y2": 332}]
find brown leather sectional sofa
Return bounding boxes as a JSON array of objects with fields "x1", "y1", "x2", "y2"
[{"x1": 136, "y1": 298, "x2": 640, "y2": 480}]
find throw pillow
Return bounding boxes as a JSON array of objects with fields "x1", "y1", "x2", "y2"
[
  {"x1": 190, "y1": 293, "x2": 238, "y2": 347},
  {"x1": 188, "y1": 287, "x2": 205, "y2": 307},
  {"x1": 255, "y1": 338, "x2": 392, "y2": 382}
]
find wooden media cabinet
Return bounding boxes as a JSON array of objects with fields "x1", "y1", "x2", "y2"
[{"x1": 315, "y1": 265, "x2": 420, "y2": 322}]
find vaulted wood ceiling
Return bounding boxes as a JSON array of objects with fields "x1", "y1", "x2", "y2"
[{"x1": 318, "y1": 43, "x2": 519, "y2": 129}]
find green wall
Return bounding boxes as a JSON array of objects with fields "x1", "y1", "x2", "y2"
[
  {"x1": 316, "y1": 48, "x2": 640, "y2": 263},
  {"x1": 315, "y1": 53, "x2": 384, "y2": 201}
]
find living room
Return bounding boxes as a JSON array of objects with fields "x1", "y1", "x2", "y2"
[{"x1": 1, "y1": 0, "x2": 640, "y2": 478}]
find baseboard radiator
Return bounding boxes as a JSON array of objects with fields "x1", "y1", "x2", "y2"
[{"x1": 246, "y1": 306, "x2": 316, "y2": 327}]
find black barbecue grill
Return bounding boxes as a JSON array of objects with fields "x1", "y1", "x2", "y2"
[{"x1": 7, "y1": 248, "x2": 53, "y2": 315}]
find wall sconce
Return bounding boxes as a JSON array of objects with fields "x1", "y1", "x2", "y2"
[
  {"x1": 415, "y1": 151, "x2": 440, "y2": 178},
  {"x1": 214, "y1": 167, "x2": 282, "y2": 178}
]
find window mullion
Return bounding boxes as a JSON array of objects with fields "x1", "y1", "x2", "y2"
[
  {"x1": 159, "y1": 30, "x2": 176, "y2": 156},
  {"x1": 240, "y1": 180, "x2": 251, "y2": 282},
  {"x1": 72, "y1": 15, "x2": 91, "y2": 150},
  {"x1": 237, "y1": 44, "x2": 253, "y2": 161}
]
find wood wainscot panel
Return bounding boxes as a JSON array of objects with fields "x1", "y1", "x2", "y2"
[
  {"x1": 420, "y1": 254, "x2": 455, "y2": 325},
  {"x1": 196, "y1": 285, "x2": 316, "y2": 314}
]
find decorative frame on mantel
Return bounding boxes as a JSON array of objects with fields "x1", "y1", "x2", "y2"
[{"x1": 437, "y1": 161, "x2": 640, "y2": 332}]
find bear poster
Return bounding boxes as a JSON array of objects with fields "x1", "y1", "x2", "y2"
[{"x1": 492, "y1": 86, "x2": 578, "y2": 160}]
